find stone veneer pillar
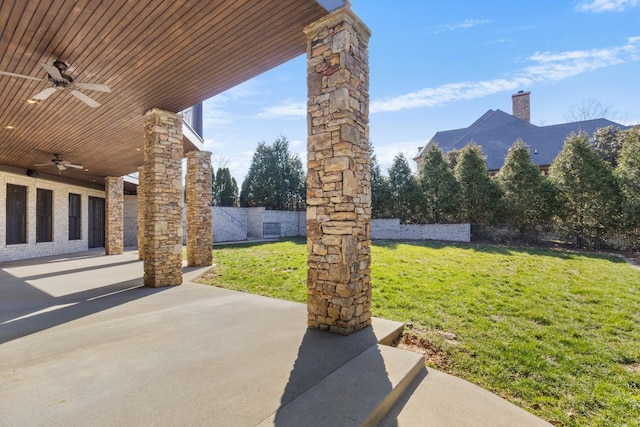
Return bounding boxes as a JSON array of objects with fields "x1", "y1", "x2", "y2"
[
  {"x1": 304, "y1": 6, "x2": 372, "y2": 335},
  {"x1": 105, "y1": 176, "x2": 124, "y2": 255},
  {"x1": 143, "y1": 108, "x2": 183, "y2": 287},
  {"x1": 186, "y1": 150, "x2": 213, "y2": 267},
  {"x1": 137, "y1": 165, "x2": 145, "y2": 260}
]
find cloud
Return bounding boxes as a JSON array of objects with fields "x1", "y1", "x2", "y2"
[
  {"x1": 576, "y1": 0, "x2": 638, "y2": 12},
  {"x1": 371, "y1": 141, "x2": 427, "y2": 173},
  {"x1": 202, "y1": 79, "x2": 269, "y2": 127},
  {"x1": 484, "y1": 38, "x2": 513, "y2": 46},
  {"x1": 371, "y1": 37, "x2": 640, "y2": 113},
  {"x1": 434, "y1": 19, "x2": 491, "y2": 33},
  {"x1": 203, "y1": 138, "x2": 224, "y2": 151},
  {"x1": 202, "y1": 100, "x2": 233, "y2": 126},
  {"x1": 257, "y1": 99, "x2": 306, "y2": 119}
]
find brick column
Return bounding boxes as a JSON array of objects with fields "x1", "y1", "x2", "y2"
[
  {"x1": 304, "y1": 7, "x2": 372, "y2": 335},
  {"x1": 105, "y1": 176, "x2": 124, "y2": 255},
  {"x1": 143, "y1": 108, "x2": 183, "y2": 287},
  {"x1": 186, "y1": 150, "x2": 213, "y2": 267},
  {"x1": 137, "y1": 165, "x2": 145, "y2": 260}
]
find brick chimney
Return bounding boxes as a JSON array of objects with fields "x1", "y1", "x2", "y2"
[{"x1": 512, "y1": 90, "x2": 530, "y2": 123}]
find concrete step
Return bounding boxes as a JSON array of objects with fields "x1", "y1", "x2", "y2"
[
  {"x1": 380, "y1": 368, "x2": 554, "y2": 427},
  {"x1": 257, "y1": 344, "x2": 425, "y2": 427},
  {"x1": 371, "y1": 317, "x2": 405, "y2": 346}
]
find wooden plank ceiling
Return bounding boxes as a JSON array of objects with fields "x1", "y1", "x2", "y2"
[{"x1": 0, "y1": 0, "x2": 334, "y2": 186}]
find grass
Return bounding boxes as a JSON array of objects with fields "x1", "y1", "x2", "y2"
[{"x1": 197, "y1": 238, "x2": 640, "y2": 426}]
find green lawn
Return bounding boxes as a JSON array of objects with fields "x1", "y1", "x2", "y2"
[{"x1": 197, "y1": 238, "x2": 640, "y2": 426}]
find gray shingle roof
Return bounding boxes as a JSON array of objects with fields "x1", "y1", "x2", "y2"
[{"x1": 416, "y1": 109, "x2": 629, "y2": 171}]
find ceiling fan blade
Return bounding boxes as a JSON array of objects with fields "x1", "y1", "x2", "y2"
[
  {"x1": 73, "y1": 82, "x2": 111, "y2": 92},
  {"x1": 56, "y1": 163, "x2": 67, "y2": 171},
  {"x1": 32, "y1": 87, "x2": 59, "y2": 100},
  {"x1": 34, "y1": 163, "x2": 53, "y2": 167},
  {"x1": 70, "y1": 90, "x2": 100, "y2": 107},
  {"x1": 41, "y1": 63, "x2": 63, "y2": 80},
  {"x1": 0, "y1": 70, "x2": 46, "y2": 82},
  {"x1": 62, "y1": 162, "x2": 84, "y2": 169}
]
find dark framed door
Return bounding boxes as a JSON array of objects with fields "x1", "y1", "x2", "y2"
[{"x1": 88, "y1": 196, "x2": 105, "y2": 248}]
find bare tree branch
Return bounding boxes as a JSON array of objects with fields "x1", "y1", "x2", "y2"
[{"x1": 565, "y1": 98, "x2": 615, "y2": 122}]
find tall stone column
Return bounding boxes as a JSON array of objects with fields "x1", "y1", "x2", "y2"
[
  {"x1": 304, "y1": 7, "x2": 372, "y2": 335},
  {"x1": 137, "y1": 165, "x2": 145, "y2": 260},
  {"x1": 143, "y1": 108, "x2": 183, "y2": 287},
  {"x1": 186, "y1": 150, "x2": 213, "y2": 267},
  {"x1": 105, "y1": 176, "x2": 124, "y2": 255}
]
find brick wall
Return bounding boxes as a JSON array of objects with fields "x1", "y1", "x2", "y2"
[
  {"x1": 213, "y1": 207, "x2": 248, "y2": 242},
  {"x1": 178, "y1": 206, "x2": 470, "y2": 245},
  {"x1": 183, "y1": 206, "x2": 303, "y2": 243},
  {"x1": 371, "y1": 219, "x2": 470, "y2": 242},
  {"x1": 0, "y1": 171, "x2": 104, "y2": 262},
  {"x1": 247, "y1": 207, "x2": 264, "y2": 239},
  {"x1": 262, "y1": 209, "x2": 304, "y2": 238}
]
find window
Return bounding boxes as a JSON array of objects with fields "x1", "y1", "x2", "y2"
[
  {"x1": 69, "y1": 193, "x2": 81, "y2": 240},
  {"x1": 36, "y1": 188, "x2": 53, "y2": 243},
  {"x1": 6, "y1": 184, "x2": 27, "y2": 245}
]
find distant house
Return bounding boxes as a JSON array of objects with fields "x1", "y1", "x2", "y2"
[{"x1": 414, "y1": 91, "x2": 629, "y2": 174}]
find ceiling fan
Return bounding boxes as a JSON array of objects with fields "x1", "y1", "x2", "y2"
[
  {"x1": 34, "y1": 154, "x2": 84, "y2": 171},
  {"x1": 0, "y1": 61, "x2": 111, "y2": 107}
]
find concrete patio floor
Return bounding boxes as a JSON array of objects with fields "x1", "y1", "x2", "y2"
[{"x1": 0, "y1": 249, "x2": 551, "y2": 426}]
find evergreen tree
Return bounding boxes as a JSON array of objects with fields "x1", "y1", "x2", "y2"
[
  {"x1": 454, "y1": 143, "x2": 501, "y2": 224},
  {"x1": 446, "y1": 149, "x2": 460, "y2": 173},
  {"x1": 496, "y1": 140, "x2": 553, "y2": 231},
  {"x1": 615, "y1": 127, "x2": 640, "y2": 231},
  {"x1": 212, "y1": 167, "x2": 238, "y2": 206},
  {"x1": 371, "y1": 149, "x2": 393, "y2": 219},
  {"x1": 593, "y1": 125, "x2": 625, "y2": 168},
  {"x1": 549, "y1": 133, "x2": 621, "y2": 245},
  {"x1": 388, "y1": 153, "x2": 420, "y2": 222},
  {"x1": 417, "y1": 144, "x2": 459, "y2": 223},
  {"x1": 240, "y1": 136, "x2": 305, "y2": 210}
]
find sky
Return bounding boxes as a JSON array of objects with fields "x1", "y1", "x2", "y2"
[{"x1": 201, "y1": 0, "x2": 640, "y2": 185}]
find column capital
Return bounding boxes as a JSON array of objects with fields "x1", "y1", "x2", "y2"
[
  {"x1": 144, "y1": 107, "x2": 183, "y2": 121},
  {"x1": 304, "y1": 5, "x2": 371, "y2": 41},
  {"x1": 186, "y1": 150, "x2": 212, "y2": 159}
]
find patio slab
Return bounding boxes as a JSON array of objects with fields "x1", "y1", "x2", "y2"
[{"x1": 0, "y1": 249, "x2": 551, "y2": 426}]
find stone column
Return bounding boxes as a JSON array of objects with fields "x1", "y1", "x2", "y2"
[
  {"x1": 137, "y1": 165, "x2": 145, "y2": 260},
  {"x1": 186, "y1": 150, "x2": 213, "y2": 267},
  {"x1": 105, "y1": 176, "x2": 124, "y2": 255},
  {"x1": 304, "y1": 7, "x2": 372, "y2": 335},
  {"x1": 143, "y1": 108, "x2": 183, "y2": 287}
]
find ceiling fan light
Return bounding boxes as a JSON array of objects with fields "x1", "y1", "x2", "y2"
[{"x1": 26, "y1": 99, "x2": 38, "y2": 104}]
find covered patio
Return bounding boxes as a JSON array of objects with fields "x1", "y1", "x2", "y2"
[{"x1": 2, "y1": 0, "x2": 375, "y2": 333}]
